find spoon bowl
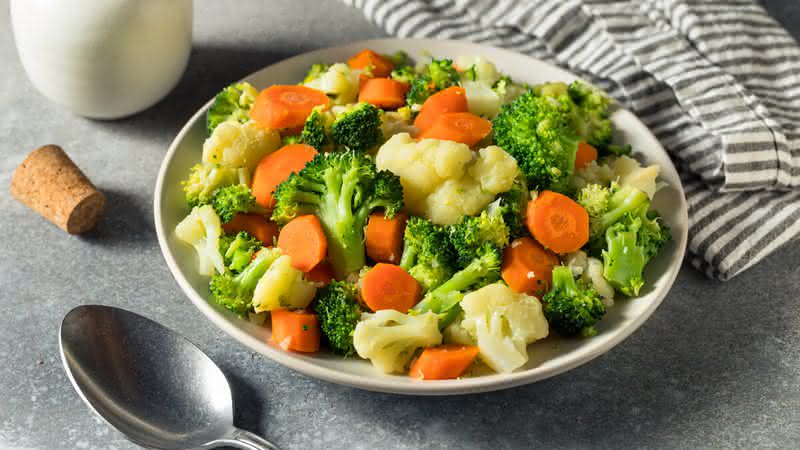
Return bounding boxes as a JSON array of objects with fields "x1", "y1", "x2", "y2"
[{"x1": 59, "y1": 305, "x2": 276, "y2": 450}]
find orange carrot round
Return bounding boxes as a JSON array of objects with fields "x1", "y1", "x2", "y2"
[
  {"x1": 417, "y1": 112, "x2": 492, "y2": 147},
  {"x1": 304, "y1": 262, "x2": 335, "y2": 286},
  {"x1": 526, "y1": 191, "x2": 590, "y2": 254},
  {"x1": 277, "y1": 215, "x2": 328, "y2": 272},
  {"x1": 223, "y1": 213, "x2": 279, "y2": 246},
  {"x1": 361, "y1": 263, "x2": 421, "y2": 312},
  {"x1": 249, "y1": 85, "x2": 330, "y2": 130},
  {"x1": 358, "y1": 78, "x2": 409, "y2": 110},
  {"x1": 271, "y1": 309, "x2": 320, "y2": 353},
  {"x1": 251, "y1": 143, "x2": 318, "y2": 209},
  {"x1": 365, "y1": 212, "x2": 408, "y2": 264},
  {"x1": 348, "y1": 49, "x2": 394, "y2": 78},
  {"x1": 413, "y1": 86, "x2": 468, "y2": 132},
  {"x1": 409, "y1": 345, "x2": 480, "y2": 380},
  {"x1": 574, "y1": 141, "x2": 598, "y2": 169},
  {"x1": 501, "y1": 237, "x2": 560, "y2": 296}
]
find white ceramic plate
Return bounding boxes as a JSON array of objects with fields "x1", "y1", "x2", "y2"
[{"x1": 154, "y1": 38, "x2": 688, "y2": 395}]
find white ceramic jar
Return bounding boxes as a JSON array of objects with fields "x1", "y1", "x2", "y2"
[{"x1": 10, "y1": 0, "x2": 193, "y2": 119}]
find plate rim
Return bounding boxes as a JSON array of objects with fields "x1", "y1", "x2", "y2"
[{"x1": 154, "y1": 37, "x2": 689, "y2": 395}]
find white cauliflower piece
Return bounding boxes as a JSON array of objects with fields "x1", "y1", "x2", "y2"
[
  {"x1": 613, "y1": 155, "x2": 660, "y2": 199},
  {"x1": 455, "y1": 55, "x2": 501, "y2": 85},
  {"x1": 460, "y1": 283, "x2": 549, "y2": 373},
  {"x1": 573, "y1": 159, "x2": 616, "y2": 190},
  {"x1": 252, "y1": 254, "x2": 317, "y2": 313},
  {"x1": 376, "y1": 133, "x2": 520, "y2": 225},
  {"x1": 304, "y1": 63, "x2": 360, "y2": 105},
  {"x1": 583, "y1": 257, "x2": 615, "y2": 308},
  {"x1": 202, "y1": 120, "x2": 281, "y2": 172},
  {"x1": 462, "y1": 80, "x2": 501, "y2": 118},
  {"x1": 565, "y1": 250, "x2": 589, "y2": 277},
  {"x1": 353, "y1": 310, "x2": 442, "y2": 374},
  {"x1": 174, "y1": 205, "x2": 226, "y2": 276}
]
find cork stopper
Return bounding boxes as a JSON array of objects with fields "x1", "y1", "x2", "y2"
[{"x1": 10, "y1": 145, "x2": 105, "y2": 234}]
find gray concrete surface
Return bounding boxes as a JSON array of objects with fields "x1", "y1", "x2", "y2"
[{"x1": 1, "y1": 1, "x2": 799, "y2": 449}]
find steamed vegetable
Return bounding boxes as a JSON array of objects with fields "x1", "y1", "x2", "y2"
[
  {"x1": 313, "y1": 280, "x2": 363, "y2": 355},
  {"x1": 202, "y1": 120, "x2": 281, "y2": 171},
  {"x1": 271, "y1": 309, "x2": 321, "y2": 353},
  {"x1": 542, "y1": 265, "x2": 605, "y2": 337},
  {"x1": 219, "y1": 231, "x2": 262, "y2": 273},
  {"x1": 353, "y1": 309, "x2": 442, "y2": 373},
  {"x1": 399, "y1": 216, "x2": 457, "y2": 292},
  {"x1": 330, "y1": 102, "x2": 383, "y2": 152},
  {"x1": 182, "y1": 163, "x2": 250, "y2": 208},
  {"x1": 206, "y1": 82, "x2": 259, "y2": 135},
  {"x1": 209, "y1": 247, "x2": 282, "y2": 315},
  {"x1": 175, "y1": 205, "x2": 226, "y2": 276},
  {"x1": 252, "y1": 254, "x2": 317, "y2": 312}
]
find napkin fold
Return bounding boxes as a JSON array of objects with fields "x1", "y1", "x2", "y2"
[{"x1": 344, "y1": 0, "x2": 800, "y2": 279}]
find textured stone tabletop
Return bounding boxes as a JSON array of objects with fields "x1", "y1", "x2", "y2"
[{"x1": 2, "y1": 1, "x2": 800, "y2": 449}]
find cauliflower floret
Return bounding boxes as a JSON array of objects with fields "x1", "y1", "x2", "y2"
[
  {"x1": 376, "y1": 133, "x2": 520, "y2": 225},
  {"x1": 462, "y1": 80, "x2": 501, "y2": 118},
  {"x1": 252, "y1": 254, "x2": 317, "y2": 312},
  {"x1": 459, "y1": 283, "x2": 549, "y2": 373},
  {"x1": 202, "y1": 120, "x2": 281, "y2": 172},
  {"x1": 455, "y1": 55, "x2": 501, "y2": 85},
  {"x1": 573, "y1": 155, "x2": 660, "y2": 199},
  {"x1": 353, "y1": 309, "x2": 442, "y2": 374},
  {"x1": 174, "y1": 205, "x2": 226, "y2": 276},
  {"x1": 564, "y1": 250, "x2": 615, "y2": 307},
  {"x1": 304, "y1": 63, "x2": 360, "y2": 105}
]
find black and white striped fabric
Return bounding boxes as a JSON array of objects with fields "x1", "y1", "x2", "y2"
[{"x1": 343, "y1": 0, "x2": 800, "y2": 280}]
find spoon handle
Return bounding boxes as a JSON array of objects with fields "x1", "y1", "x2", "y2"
[{"x1": 206, "y1": 427, "x2": 280, "y2": 450}]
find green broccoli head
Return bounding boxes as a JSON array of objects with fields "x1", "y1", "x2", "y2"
[
  {"x1": 427, "y1": 59, "x2": 460, "y2": 90},
  {"x1": 391, "y1": 66, "x2": 418, "y2": 84},
  {"x1": 330, "y1": 103, "x2": 383, "y2": 152},
  {"x1": 495, "y1": 175, "x2": 530, "y2": 238},
  {"x1": 567, "y1": 81, "x2": 613, "y2": 152},
  {"x1": 303, "y1": 63, "x2": 330, "y2": 84},
  {"x1": 209, "y1": 248, "x2": 281, "y2": 316},
  {"x1": 577, "y1": 183, "x2": 611, "y2": 219},
  {"x1": 406, "y1": 76, "x2": 433, "y2": 105},
  {"x1": 601, "y1": 208, "x2": 670, "y2": 296},
  {"x1": 449, "y1": 203, "x2": 511, "y2": 268},
  {"x1": 581, "y1": 183, "x2": 651, "y2": 254},
  {"x1": 403, "y1": 59, "x2": 461, "y2": 106},
  {"x1": 313, "y1": 280, "x2": 363, "y2": 355},
  {"x1": 271, "y1": 151, "x2": 403, "y2": 278},
  {"x1": 543, "y1": 265, "x2": 606, "y2": 337},
  {"x1": 399, "y1": 216, "x2": 457, "y2": 292},
  {"x1": 493, "y1": 91, "x2": 581, "y2": 193},
  {"x1": 182, "y1": 163, "x2": 248, "y2": 208},
  {"x1": 300, "y1": 108, "x2": 333, "y2": 151},
  {"x1": 411, "y1": 243, "x2": 502, "y2": 328},
  {"x1": 218, "y1": 231, "x2": 262, "y2": 273},
  {"x1": 206, "y1": 82, "x2": 259, "y2": 135},
  {"x1": 211, "y1": 184, "x2": 261, "y2": 223}
]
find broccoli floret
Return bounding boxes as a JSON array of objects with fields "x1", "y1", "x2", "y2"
[
  {"x1": 300, "y1": 108, "x2": 333, "y2": 151},
  {"x1": 206, "y1": 82, "x2": 259, "y2": 135},
  {"x1": 567, "y1": 81, "x2": 613, "y2": 152},
  {"x1": 493, "y1": 91, "x2": 581, "y2": 193},
  {"x1": 410, "y1": 243, "x2": 502, "y2": 328},
  {"x1": 427, "y1": 58, "x2": 460, "y2": 90},
  {"x1": 542, "y1": 265, "x2": 606, "y2": 337},
  {"x1": 449, "y1": 203, "x2": 511, "y2": 268},
  {"x1": 219, "y1": 231, "x2": 262, "y2": 273},
  {"x1": 209, "y1": 248, "x2": 281, "y2": 316},
  {"x1": 602, "y1": 208, "x2": 670, "y2": 296},
  {"x1": 383, "y1": 51, "x2": 413, "y2": 69},
  {"x1": 406, "y1": 76, "x2": 433, "y2": 105},
  {"x1": 303, "y1": 63, "x2": 330, "y2": 84},
  {"x1": 399, "y1": 217, "x2": 457, "y2": 292},
  {"x1": 590, "y1": 183, "x2": 651, "y2": 241},
  {"x1": 577, "y1": 183, "x2": 611, "y2": 218},
  {"x1": 606, "y1": 143, "x2": 632, "y2": 156},
  {"x1": 182, "y1": 163, "x2": 249, "y2": 208},
  {"x1": 495, "y1": 175, "x2": 529, "y2": 239},
  {"x1": 211, "y1": 184, "x2": 266, "y2": 223},
  {"x1": 391, "y1": 66, "x2": 418, "y2": 84},
  {"x1": 313, "y1": 281, "x2": 363, "y2": 355},
  {"x1": 271, "y1": 151, "x2": 403, "y2": 278},
  {"x1": 330, "y1": 103, "x2": 383, "y2": 152}
]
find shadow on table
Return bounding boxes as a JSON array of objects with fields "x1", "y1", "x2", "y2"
[
  {"x1": 88, "y1": 45, "x2": 294, "y2": 140},
  {"x1": 80, "y1": 188, "x2": 154, "y2": 247}
]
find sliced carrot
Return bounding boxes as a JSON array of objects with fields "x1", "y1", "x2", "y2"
[
  {"x1": 361, "y1": 263, "x2": 421, "y2": 312},
  {"x1": 358, "y1": 78, "x2": 409, "y2": 110},
  {"x1": 417, "y1": 112, "x2": 492, "y2": 147},
  {"x1": 526, "y1": 191, "x2": 590, "y2": 254},
  {"x1": 249, "y1": 85, "x2": 330, "y2": 130},
  {"x1": 365, "y1": 212, "x2": 408, "y2": 264},
  {"x1": 277, "y1": 215, "x2": 327, "y2": 272},
  {"x1": 413, "y1": 86, "x2": 468, "y2": 132},
  {"x1": 409, "y1": 345, "x2": 480, "y2": 380},
  {"x1": 501, "y1": 237, "x2": 560, "y2": 296},
  {"x1": 305, "y1": 262, "x2": 335, "y2": 286},
  {"x1": 271, "y1": 309, "x2": 320, "y2": 353},
  {"x1": 574, "y1": 141, "x2": 598, "y2": 169},
  {"x1": 348, "y1": 49, "x2": 394, "y2": 78},
  {"x1": 251, "y1": 143, "x2": 318, "y2": 209},
  {"x1": 223, "y1": 213, "x2": 279, "y2": 246}
]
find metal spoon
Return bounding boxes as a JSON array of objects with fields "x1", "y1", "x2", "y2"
[{"x1": 59, "y1": 304, "x2": 278, "y2": 450}]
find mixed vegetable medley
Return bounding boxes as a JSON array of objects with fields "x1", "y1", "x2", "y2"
[{"x1": 175, "y1": 49, "x2": 671, "y2": 379}]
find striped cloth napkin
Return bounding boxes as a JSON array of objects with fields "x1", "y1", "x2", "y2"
[{"x1": 343, "y1": 0, "x2": 800, "y2": 280}]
